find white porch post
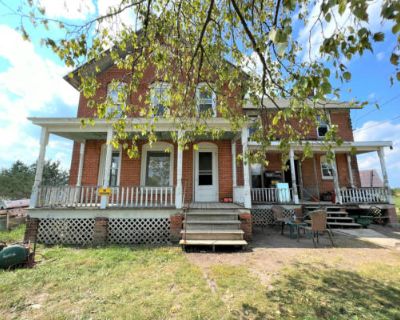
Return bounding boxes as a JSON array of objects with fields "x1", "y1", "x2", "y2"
[
  {"x1": 175, "y1": 130, "x2": 183, "y2": 209},
  {"x1": 29, "y1": 127, "x2": 49, "y2": 208},
  {"x1": 231, "y1": 141, "x2": 237, "y2": 188},
  {"x1": 100, "y1": 128, "x2": 113, "y2": 209},
  {"x1": 241, "y1": 127, "x2": 252, "y2": 209},
  {"x1": 289, "y1": 148, "x2": 299, "y2": 204},
  {"x1": 378, "y1": 147, "x2": 393, "y2": 204},
  {"x1": 331, "y1": 151, "x2": 342, "y2": 204},
  {"x1": 346, "y1": 153, "x2": 355, "y2": 188},
  {"x1": 76, "y1": 141, "x2": 86, "y2": 187}
]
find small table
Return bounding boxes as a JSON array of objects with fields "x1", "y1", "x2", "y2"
[{"x1": 286, "y1": 220, "x2": 308, "y2": 240}]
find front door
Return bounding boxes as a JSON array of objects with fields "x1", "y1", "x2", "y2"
[{"x1": 194, "y1": 144, "x2": 218, "y2": 202}]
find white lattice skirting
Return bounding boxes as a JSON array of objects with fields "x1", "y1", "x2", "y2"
[
  {"x1": 108, "y1": 218, "x2": 170, "y2": 244},
  {"x1": 37, "y1": 218, "x2": 95, "y2": 245},
  {"x1": 251, "y1": 207, "x2": 295, "y2": 226},
  {"x1": 36, "y1": 217, "x2": 171, "y2": 245}
]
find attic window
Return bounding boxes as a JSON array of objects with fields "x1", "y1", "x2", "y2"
[
  {"x1": 317, "y1": 115, "x2": 329, "y2": 138},
  {"x1": 107, "y1": 82, "x2": 127, "y2": 114},
  {"x1": 196, "y1": 83, "x2": 216, "y2": 117}
]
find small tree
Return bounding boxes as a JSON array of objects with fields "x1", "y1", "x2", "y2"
[{"x1": 0, "y1": 160, "x2": 69, "y2": 200}]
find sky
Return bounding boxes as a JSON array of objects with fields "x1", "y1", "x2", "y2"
[{"x1": 0, "y1": 0, "x2": 399, "y2": 186}]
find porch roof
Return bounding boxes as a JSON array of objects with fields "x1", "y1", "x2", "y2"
[
  {"x1": 247, "y1": 140, "x2": 393, "y2": 154},
  {"x1": 28, "y1": 117, "x2": 236, "y2": 142}
]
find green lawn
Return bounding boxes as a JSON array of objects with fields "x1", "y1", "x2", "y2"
[
  {"x1": 394, "y1": 195, "x2": 400, "y2": 219},
  {"x1": 1, "y1": 225, "x2": 400, "y2": 319}
]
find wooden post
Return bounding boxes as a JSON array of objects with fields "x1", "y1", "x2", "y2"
[
  {"x1": 241, "y1": 127, "x2": 252, "y2": 209},
  {"x1": 175, "y1": 130, "x2": 183, "y2": 209},
  {"x1": 346, "y1": 153, "x2": 355, "y2": 188},
  {"x1": 313, "y1": 155, "x2": 320, "y2": 200},
  {"x1": 330, "y1": 151, "x2": 342, "y2": 204},
  {"x1": 76, "y1": 141, "x2": 86, "y2": 187},
  {"x1": 100, "y1": 128, "x2": 113, "y2": 209},
  {"x1": 378, "y1": 147, "x2": 393, "y2": 204},
  {"x1": 289, "y1": 148, "x2": 299, "y2": 204},
  {"x1": 297, "y1": 160, "x2": 304, "y2": 200},
  {"x1": 30, "y1": 127, "x2": 49, "y2": 208},
  {"x1": 231, "y1": 140, "x2": 237, "y2": 188}
]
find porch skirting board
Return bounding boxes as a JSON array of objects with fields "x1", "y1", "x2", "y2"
[
  {"x1": 251, "y1": 205, "x2": 301, "y2": 226},
  {"x1": 27, "y1": 210, "x2": 183, "y2": 245}
]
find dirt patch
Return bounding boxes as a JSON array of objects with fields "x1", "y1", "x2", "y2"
[{"x1": 186, "y1": 227, "x2": 400, "y2": 285}]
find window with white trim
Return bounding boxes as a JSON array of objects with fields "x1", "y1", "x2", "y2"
[
  {"x1": 98, "y1": 145, "x2": 122, "y2": 186},
  {"x1": 196, "y1": 83, "x2": 216, "y2": 116},
  {"x1": 150, "y1": 82, "x2": 170, "y2": 117},
  {"x1": 317, "y1": 115, "x2": 329, "y2": 138},
  {"x1": 145, "y1": 151, "x2": 171, "y2": 186},
  {"x1": 107, "y1": 82, "x2": 127, "y2": 114},
  {"x1": 320, "y1": 155, "x2": 334, "y2": 179}
]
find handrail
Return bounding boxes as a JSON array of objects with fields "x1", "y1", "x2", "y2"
[
  {"x1": 340, "y1": 187, "x2": 388, "y2": 204},
  {"x1": 251, "y1": 187, "x2": 293, "y2": 204}
]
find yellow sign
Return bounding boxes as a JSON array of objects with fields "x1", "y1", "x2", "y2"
[{"x1": 98, "y1": 187, "x2": 111, "y2": 196}]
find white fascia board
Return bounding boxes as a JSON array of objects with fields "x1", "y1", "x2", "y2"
[
  {"x1": 248, "y1": 140, "x2": 393, "y2": 153},
  {"x1": 28, "y1": 117, "x2": 233, "y2": 133}
]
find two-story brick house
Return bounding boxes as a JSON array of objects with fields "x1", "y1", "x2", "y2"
[{"x1": 25, "y1": 53, "x2": 398, "y2": 248}]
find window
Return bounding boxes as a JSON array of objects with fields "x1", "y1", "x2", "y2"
[
  {"x1": 196, "y1": 83, "x2": 216, "y2": 116},
  {"x1": 107, "y1": 82, "x2": 127, "y2": 113},
  {"x1": 251, "y1": 163, "x2": 263, "y2": 188},
  {"x1": 198, "y1": 152, "x2": 213, "y2": 185},
  {"x1": 317, "y1": 115, "x2": 329, "y2": 138},
  {"x1": 320, "y1": 156, "x2": 334, "y2": 179},
  {"x1": 141, "y1": 142, "x2": 174, "y2": 187},
  {"x1": 150, "y1": 82, "x2": 170, "y2": 116},
  {"x1": 98, "y1": 145, "x2": 121, "y2": 186},
  {"x1": 109, "y1": 151, "x2": 120, "y2": 187},
  {"x1": 145, "y1": 151, "x2": 171, "y2": 186}
]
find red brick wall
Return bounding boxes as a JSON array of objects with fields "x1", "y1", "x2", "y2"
[{"x1": 69, "y1": 138, "x2": 234, "y2": 202}]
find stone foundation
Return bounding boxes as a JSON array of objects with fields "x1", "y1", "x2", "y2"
[
  {"x1": 170, "y1": 213, "x2": 183, "y2": 243},
  {"x1": 93, "y1": 217, "x2": 109, "y2": 246},
  {"x1": 239, "y1": 211, "x2": 252, "y2": 241},
  {"x1": 24, "y1": 217, "x2": 39, "y2": 243}
]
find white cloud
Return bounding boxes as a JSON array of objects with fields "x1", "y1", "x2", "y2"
[
  {"x1": 298, "y1": 0, "x2": 391, "y2": 62},
  {"x1": 354, "y1": 120, "x2": 400, "y2": 187},
  {"x1": 0, "y1": 25, "x2": 78, "y2": 170},
  {"x1": 97, "y1": 0, "x2": 140, "y2": 37},
  {"x1": 376, "y1": 51, "x2": 385, "y2": 61},
  {"x1": 37, "y1": 0, "x2": 95, "y2": 20}
]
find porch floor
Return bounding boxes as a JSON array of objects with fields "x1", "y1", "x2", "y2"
[{"x1": 188, "y1": 202, "x2": 244, "y2": 209}]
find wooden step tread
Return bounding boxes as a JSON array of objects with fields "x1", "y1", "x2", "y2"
[
  {"x1": 327, "y1": 222, "x2": 362, "y2": 227},
  {"x1": 327, "y1": 217, "x2": 354, "y2": 221},
  {"x1": 179, "y1": 239, "x2": 248, "y2": 246},
  {"x1": 186, "y1": 211, "x2": 239, "y2": 215},
  {"x1": 181, "y1": 230, "x2": 244, "y2": 234},
  {"x1": 184, "y1": 220, "x2": 240, "y2": 224}
]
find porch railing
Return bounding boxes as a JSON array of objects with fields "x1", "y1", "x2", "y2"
[
  {"x1": 340, "y1": 187, "x2": 389, "y2": 204},
  {"x1": 37, "y1": 185, "x2": 175, "y2": 208},
  {"x1": 251, "y1": 188, "x2": 293, "y2": 204}
]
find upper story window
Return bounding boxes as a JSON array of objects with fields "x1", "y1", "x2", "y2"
[
  {"x1": 320, "y1": 155, "x2": 334, "y2": 180},
  {"x1": 150, "y1": 82, "x2": 170, "y2": 117},
  {"x1": 107, "y1": 82, "x2": 127, "y2": 113},
  {"x1": 317, "y1": 115, "x2": 329, "y2": 138},
  {"x1": 196, "y1": 83, "x2": 216, "y2": 117}
]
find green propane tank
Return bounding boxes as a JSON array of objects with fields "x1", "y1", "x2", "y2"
[{"x1": 0, "y1": 245, "x2": 29, "y2": 269}]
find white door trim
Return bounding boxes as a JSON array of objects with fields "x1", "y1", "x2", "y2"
[{"x1": 194, "y1": 142, "x2": 219, "y2": 202}]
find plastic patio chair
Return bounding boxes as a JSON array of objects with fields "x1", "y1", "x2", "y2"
[{"x1": 272, "y1": 205, "x2": 289, "y2": 235}]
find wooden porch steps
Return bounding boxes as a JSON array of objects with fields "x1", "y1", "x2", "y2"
[
  {"x1": 179, "y1": 239, "x2": 247, "y2": 247},
  {"x1": 304, "y1": 206, "x2": 362, "y2": 229},
  {"x1": 180, "y1": 207, "x2": 247, "y2": 249}
]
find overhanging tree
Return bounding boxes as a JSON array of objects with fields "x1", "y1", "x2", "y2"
[{"x1": 13, "y1": 0, "x2": 400, "y2": 164}]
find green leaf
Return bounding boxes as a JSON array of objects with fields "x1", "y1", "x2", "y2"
[
  {"x1": 397, "y1": 72, "x2": 400, "y2": 81},
  {"x1": 321, "y1": 82, "x2": 332, "y2": 94},
  {"x1": 373, "y1": 32, "x2": 384, "y2": 42},
  {"x1": 343, "y1": 72, "x2": 351, "y2": 81},
  {"x1": 392, "y1": 24, "x2": 400, "y2": 34},
  {"x1": 390, "y1": 53, "x2": 399, "y2": 66}
]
